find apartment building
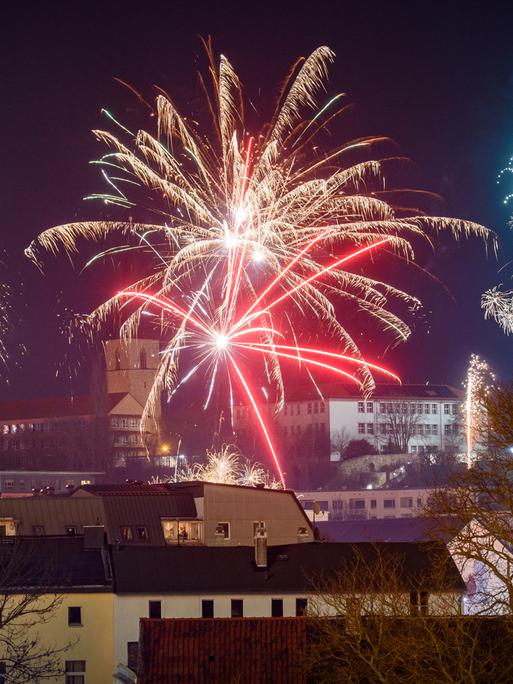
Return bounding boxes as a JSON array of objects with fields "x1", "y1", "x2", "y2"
[
  {"x1": 235, "y1": 383, "x2": 466, "y2": 459},
  {"x1": 0, "y1": 339, "x2": 159, "y2": 467},
  {"x1": 297, "y1": 487, "x2": 434, "y2": 520}
]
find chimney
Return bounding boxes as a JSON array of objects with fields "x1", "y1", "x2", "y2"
[{"x1": 254, "y1": 521, "x2": 267, "y2": 569}]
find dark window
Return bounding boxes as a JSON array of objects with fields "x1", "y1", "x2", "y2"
[
  {"x1": 0, "y1": 661, "x2": 5, "y2": 684},
  {"x1": 68, "y1": 606, "x2": 82, "y2": 626},
  {"x1": 296, "y1": 598, "x2": 308, "y2": 616},
  {"x1": 65, "y1": 526, "x2": 77, "y2": 536},
  {"x1": 231, "y1": 599, "x2": 243, "y2": 617},
  {"x1": 0, "y1": 526, "x2": 6, "y2": 537},
  {"x1": 149, "y1": 601, "x2": 161, "y2": 619},
  {"x1": 65, "y1": 660, "x2": 86, "y2": 684},
  {"x1": 32, "y1": 525, "x2": 45, "y2": 536},
  {"x1": 114, "y1": 349, "x2": 121, "y2": 370},
  {"x1": 136, "y1": 526, "x2": 148, "y2": 541},
  {"x1": 120, "y1": 526, "x2": 133, "y2": 541},
  {"x1": 383, "y1": 499, "x2": 396, "y2": 509},
  {"x1": 215, "y1": 522, "x2": 230, "y2": 539},
  {"x1": 140, "y1": 348, "x2": 147, "y2": 369},
  {"x1": 202, "y1": 599, "x2": 214, "y2": 618},
  {"x1": 127, "y1": 642, "x2": 138, "y2": 672},
  {"x1": 409, "y1": 591, "x2": 429, "y2": 616},
  {"x1": 370, "y1": 500, "x2": 377, "y2": 509},
  {"x1": 272, "y1": 599, "x2": 283, "y2": 617}
]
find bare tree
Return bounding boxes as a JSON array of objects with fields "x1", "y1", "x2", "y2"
[
  {"x1": 378, "y1": 405, "x2": 421, "y2": 453},
  {"x1": 330, "y1": 428, "x2": 350, "y2": 460},
  {"x1": 0, "y1": 539, "x2": 73, "y2": 682},
  {"x1": 307, "y1": 544, "x2": 513, "y2": 683},
  {"x1": 423, "y1": 384, "x2": 513, "y2": 615}
]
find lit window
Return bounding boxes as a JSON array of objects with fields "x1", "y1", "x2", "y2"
[
  {"x1": 65, "y1": 526, "x2": 77, "y2": 536},
  {"x1": 120, "y1": 526, "x2": 133, "y2": 541},
  {"x1": 358, "y1": 402, "x2": 365, "y2": 413},
  {"x1": 65, "y1": 660, "x2": 86, "y2": 684},
  {"x1": 161, "y1": 520, "x2": 203, "y2": 544},
  {"x1": 115, "y1": 349, "x2": 121, "y2": 370}
]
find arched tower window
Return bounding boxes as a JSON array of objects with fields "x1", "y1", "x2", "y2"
[
  {"x1": 140, "y1": 348, "x2": 147, "y2": 370},
  {"x1": 115, "y1": 349, "x2": 121, "y2": 371}
]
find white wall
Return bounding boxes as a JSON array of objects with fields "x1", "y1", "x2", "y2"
[{"x1": 113, "y1": 593, "x2": 308, "y2": 665}]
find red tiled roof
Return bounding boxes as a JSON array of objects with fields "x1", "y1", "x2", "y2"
[
  {"x1": 0, "y1": 393, "x2": 130, "y2": 421},
  {"x1": 138, "y1": 617, "x2": 307, "y2": 683}
]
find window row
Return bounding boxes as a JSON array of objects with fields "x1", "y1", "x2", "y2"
[
  {"x1": 357, "y1": 402, "x2": 374, "y2": 413},
  {"x1": 284, "y1": 423, "x2": 326, "y2": 436},
  {"x1": 331, "y1": 496, "x2": 423, "y2": 510},
  {"x1": 146, "y1": 597, "x2": 308, "y2": 620},
  {"x1": 410, "y1": 445, "x2": 439, "y2": 454},
  {"x1": 110, "y1": 416, "x2": 140, "y2": 429},
  {"x1": 1, "y1": 422, "x2": 50, "y2": 434},
  {"x1": 306, "y1": 402, "x2": 325, "y2": 415}
]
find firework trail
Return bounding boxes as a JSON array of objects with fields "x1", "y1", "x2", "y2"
[
  {"x1": 25, "y1": 44, "x2": 489, "y2": 483},
  {"x1": 463, "y1": 354, "x2": 494, "y2": 468}
]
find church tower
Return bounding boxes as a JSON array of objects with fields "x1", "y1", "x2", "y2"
[{"x1": 103, "y1": 338, "x2": 160, "y2": 412}]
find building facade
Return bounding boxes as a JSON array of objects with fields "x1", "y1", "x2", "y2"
[
  {"x1": 235, "y1": 383, "x2": 466, "y2": 460},
  {"x1": 0, "y1": 339, "x2": 159, "y2": 468}
]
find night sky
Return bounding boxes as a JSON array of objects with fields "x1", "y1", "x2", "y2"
[{"x1": 2, "y1": 1, "x2": 513, "y2": 401}]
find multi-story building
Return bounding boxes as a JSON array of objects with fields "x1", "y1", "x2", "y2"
[
  {"x1": 235, "y1": 383, "x2": 466, "y2": 460},
  {"x1": 297, "y1": 487, "x2": 434, "y2": 521},
  {"x1": 0, "y1": 338, "x2": 160, "y2": 468}
]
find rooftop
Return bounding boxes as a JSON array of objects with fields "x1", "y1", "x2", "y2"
[
  {"x1": 112, "y1": 541, "x2": 464, "y2": 594},
  {"x1": 138, "y1": 617, "x2": 307, "y2": 684},
  {"x1": 0, "y1": 392, "x2": 132, "y2": 421}
]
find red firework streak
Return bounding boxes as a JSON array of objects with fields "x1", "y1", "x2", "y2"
[{"x1": 117, "y1": 140, "x2": 400, "y2": 488}]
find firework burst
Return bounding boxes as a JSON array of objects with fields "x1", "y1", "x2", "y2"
[
  {"x1": 463, "y1": 354, "x2": 495, "y2": 468},
  {"x1": 168, "y1": 444, "x2": 282, "y2": 489},
  {"x1": 26, "y1": 44, "x2": 489, "y2": 484}
]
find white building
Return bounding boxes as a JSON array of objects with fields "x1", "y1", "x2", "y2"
[
  {"x1": 297, "y1": 487, "x2": 434, "y2": 520},
  {"x1": 235, "y1": 383, "x2": 465, "y2": 459}
]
